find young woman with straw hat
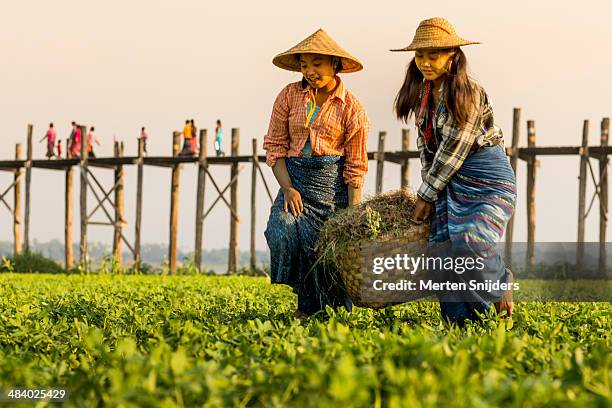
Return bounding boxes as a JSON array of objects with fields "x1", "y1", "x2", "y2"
[
  {"x1": 392, "y1": 17, "x2": 516, "y2": 325},
  {"x1": 264, "y1": 28, "x2": 369, "y2": 319}
]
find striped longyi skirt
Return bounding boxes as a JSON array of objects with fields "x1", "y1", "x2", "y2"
[
  {"x1": 429, "y1": 144, "x2": 517, "y2": 321},
  {"x1": 264, "y1": 155, "x2": 352, "y2": 315}
]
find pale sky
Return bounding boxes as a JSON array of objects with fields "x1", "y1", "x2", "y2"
[{"x1": 1, "y1": 0, "x2": 611, "y2": 253}]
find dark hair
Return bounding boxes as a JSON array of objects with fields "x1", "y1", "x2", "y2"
[
  {"x1": 185, "y1": 119, "x2": 189, "y2": 124},
  {"x1": 295, "y1": 54, "x2": 343, "y2": 89},
  {"x1": 394, "y1": 48, "x2": 476, "y2": 128},
  {"x1": 331, "y1": 57, "x2": 343, "y2": 74},
  {"x1": 71, "y1": 121, "x2": 76, "y2": 125},
  {"x1": 49, "y1": 123, "x2": 54, "y2": 127},
  {"x1": 216, "y1": 120, "x2": 221, "y2": 125},
  {"x1": 141, "y1": 126, "x2": 145, "y2": 131},
  {"x1": 90, "y1": 126, "x2": 95, "y2": 131},
  {"x1": 190, "y1": 119, "x2": 195, "y2": 124}
]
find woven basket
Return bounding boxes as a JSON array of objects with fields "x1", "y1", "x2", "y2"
[
  {"x1": 315, "y1": 189, "x2": 433, "y2": 309},
  {"x1": 335, "y1": 224, "x2": 431, "y2": 309}
]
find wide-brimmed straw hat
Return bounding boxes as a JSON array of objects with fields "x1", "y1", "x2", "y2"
[
  {"x1": 390, "y1": 17, "x2": 480, "y2": 52},
  {"x1": 272, "y1": 28, "x2": 363, "y2": 73}
]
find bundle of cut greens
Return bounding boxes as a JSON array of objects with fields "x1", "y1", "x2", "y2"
[{"x1": 315, "y1": 188, "x2": 428, "y2": 267}]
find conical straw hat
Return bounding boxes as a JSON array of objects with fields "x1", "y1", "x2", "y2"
[
  {"x1": 390, "y1": 17, "x2": 480, "y2": 52},
  {"x1": 273, "y1": 28, "x2": 363, "y2": 73}
]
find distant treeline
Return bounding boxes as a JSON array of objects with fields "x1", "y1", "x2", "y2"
[{"x1": 0, "y1": 240, "x2": 270, "y2": 268}]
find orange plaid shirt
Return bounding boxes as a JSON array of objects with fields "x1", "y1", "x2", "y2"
[{"x1": 263, "y1": 77, "x2": 369, "y2": 188}]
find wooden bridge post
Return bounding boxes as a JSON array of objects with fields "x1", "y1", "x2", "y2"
[
  {"x1": 526, "y1": 120, "x2": 537, "y2": 270},
  {"x1": 113, "y1": 141, "x2": 125, "y2": 267},
  {"x1": 169, "y1": 132, "x2": 181, "y2": 274},
  {"x1": 400, "y1": 129, "x2": 410, "y2": 189},
  {"x1": 195, "y1": 129, "x2": 208, "y2": 272},
  {"x1": 134, "y1": 138, "x2": 144, "y2": 269},
  {"x1": 79, "y1": 125, "x2": 89, "y2": 270},
  {"x1": 13, "y1": 144, "x2": 22, "y2": 257},
  {"x1": 250, "y1": 138, "x2": 257, "y2": 272},
  {"x1": 24, "y1": 124, "x2": 33, "y2": 253},
  {"x1": 375, "y1": 131, "x2": 386, "y2": 194},
  {"x1": 65, "y1": 164, "x2": 74, "y2": 271},
  {"x1": 599, "y1": 118, "x2": 610, "y2": 277},
  {"x1": 228, "y1": 128, "x2": 239, "y2": 274},
  {"x1": 577, "y1": 120, "x2": 589, "y2": 271},
  {"x1": 505, "y1": 108, "x2": 521, "y2": 267}
]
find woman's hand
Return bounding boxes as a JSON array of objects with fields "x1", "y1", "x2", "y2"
[
  {"x1": 283, "y1": 187, "x2": 304, "y2": 217},
  {"x1": 411, "y1": 196, "x2": 433, "y2": 224},
  {"x1": 271, "y1": 159, "x2": 303, "y2": 217},
  {"x1": 494, "y1": 269, "x2": 514, "y2": 318}
]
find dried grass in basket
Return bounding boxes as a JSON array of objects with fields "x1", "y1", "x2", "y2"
[{"x1": 314, "y1": 189, "x2": 431, "y2": 309}]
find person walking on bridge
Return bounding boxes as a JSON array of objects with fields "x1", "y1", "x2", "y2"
[
  {"x1": 214, "y1": 119, "x2": 224, "y2": 157},
  {"x1": 140, "y1": 127, "x2": 148, "y2": 155},
  {"x1": 39, "y1": 122, "x2": 56, "y2": 159},
  {"x1": 179, "y1": 119, "x2": 195, "y2": 156},
  {"x1": 69, "y1": 123, "x2": 82, "y2": 159}
]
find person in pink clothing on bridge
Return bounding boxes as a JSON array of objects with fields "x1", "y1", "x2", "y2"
[
  {"x1": 70, "y1": 125, "x2": 82, "y2": 158},
  {"x1": 39, "y1": 122, "x2": 56, "y2": 159}
]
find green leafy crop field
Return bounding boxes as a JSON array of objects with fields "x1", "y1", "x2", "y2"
[{"x1": 0, "y1": 274, "x2": 609, "y2": 407}]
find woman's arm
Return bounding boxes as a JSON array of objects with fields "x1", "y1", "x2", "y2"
[
  {"x1": 417, "y1": 87, "x2": 484, "y2": 203},
  {"x1": 265, "y1": 85, "x2": 303, "y2": 216},
  {"x1": 416, "y1": 134, "x2": 434, "y2": 188},
  {"x1": 412, "y1": 134, "x2": 435, "y2": 222},
  {"x1": 343, "y1": 108, "x2": 369, "y2": 206},
  {"x1": 348, "y1": 186, "x2": 362, "y2": 207},
  {"x1": 263, "y1": 85, "x2": 291, "y2": 168}
]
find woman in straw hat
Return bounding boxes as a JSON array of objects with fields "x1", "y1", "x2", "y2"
[
  {"x1": 392, "y1": 17, "x2": 516, "y2": 325},
  {"x1": 264, "y1": 28, "x2": 369, "y2": 319}
]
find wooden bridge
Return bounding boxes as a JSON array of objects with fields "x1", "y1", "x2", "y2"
[{"x1": 0, "y1": 110, "x2": 610, "y2": 274}]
